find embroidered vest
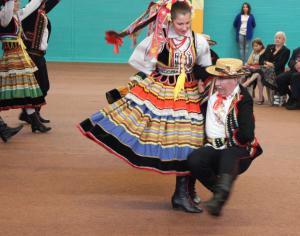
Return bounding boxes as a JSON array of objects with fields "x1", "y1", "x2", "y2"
[{"x1": 23, "y1": 7, "x2": 48, "y2": 50}]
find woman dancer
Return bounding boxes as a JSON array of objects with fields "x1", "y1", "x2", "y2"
[
  {"x1": 0, "y1": 0, "x2": 51, "y2": 133},
  {"x1": 78, "y1": 0, "x2": 211, "y2": 213}
]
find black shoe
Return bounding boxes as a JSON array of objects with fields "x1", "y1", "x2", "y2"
[
  {"x1": 105, "y1": 88, "x2": 122, "y2": 104},
  {"x1": 37, "y1": 112, "x2": 50, "y2": 123},
  {"x1": 188, "y1": 176, "x2": 201, "y2": 205},
  {"x1": 286, "y1": 101, "x2": 300, "y2": 110},
  {"x1": 29, "y1": 112, "x2": 51, "y2": 133},
  {"x1": 19, "y1": 109, "x2": 31, "y2": 124},
  {"x1": 35, "y1": 107, "x2": 50, "y2": 123},
  {"x1": 204, "y1": 174, "x2": 234, "y2": 217},
  {"x1": 0, "y1": 124, "x2": 23, "y2": 142},
  {"x1": 283, "y1": 97, "x2": 296, "y2": 107},
  {"x1": 171, "y1": 176, "x2": 203, "y2": 213}
]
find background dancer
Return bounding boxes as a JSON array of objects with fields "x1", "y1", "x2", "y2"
[
  {"x1": 19, "y1": 0, "x2": 60, "y2": 124},
  {"x1": 0, "y1": 0, "x2": 51, "y2": 133}
]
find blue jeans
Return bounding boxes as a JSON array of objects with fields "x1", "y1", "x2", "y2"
[{"x1": 238, "y1": 34, "x2": 250, "y2": 64}]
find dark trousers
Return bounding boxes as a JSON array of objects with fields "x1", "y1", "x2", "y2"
[
  {"x1": 276, "y1": 70, "x2": 300, "y2": 100},
  {"x1": 187, "y1": 146, "x2": 252, "y2": 190},
  {"x1": 30, "y1": 54, "x2": 49, "y2": 98}
]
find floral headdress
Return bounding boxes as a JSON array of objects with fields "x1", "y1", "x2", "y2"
[{"x1": 105, "y1": 0, "x2": 192, "y2": 59}]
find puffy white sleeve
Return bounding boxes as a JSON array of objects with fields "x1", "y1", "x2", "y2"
[
  {"x1": 18, "y1": 0, "x2": 43, "y2": 21},
  {"x1": 128, "y1": 34, "x2": 157, "y2": 75},
  {"x1": 195, "y1": 33, "x2": 212, "y2": 67},
  {"x1": 0, "y1": 0, "x2": 14, "y2": 27}
]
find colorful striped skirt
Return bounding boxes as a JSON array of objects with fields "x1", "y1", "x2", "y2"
[
  {"x1": 0, "y1": 45, "x2": 45, "y2": 111},
  {"x1": 78, "y1": 76, "x2": 204, "y2": 175}
]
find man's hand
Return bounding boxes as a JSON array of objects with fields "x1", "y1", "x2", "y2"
[{"x1": 198, "y1": 80, "x2": 205, "y2": 93}]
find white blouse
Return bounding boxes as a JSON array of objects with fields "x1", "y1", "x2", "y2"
[
  {"x1": 18, "y1": 0, "x2": 49, "y2": 50},
  {"x1": 17, "y1": 0, "x2": 43, "y2": 21},
  {"x1": 0, "y1": 0, "x2": 14, "y2": 27},
  {"x1": 128, "y1": 25, "x2": 212, "y2": 75}
]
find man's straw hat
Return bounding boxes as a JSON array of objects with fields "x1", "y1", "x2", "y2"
[{"x1": 206, "y1": 58, "x2": 246, "y2": 77}]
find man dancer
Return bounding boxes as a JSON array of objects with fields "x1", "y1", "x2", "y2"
[
  {"x1": 188, "y1": 58, "x2": 263, "y2": 216},
  {"x1": 19, "y1": 0, "x2": 60, "y2": 124}
]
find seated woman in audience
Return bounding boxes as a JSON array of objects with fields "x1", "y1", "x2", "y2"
[{"x1": 249, "y1": 32, "x2": 290, "y2": 104}]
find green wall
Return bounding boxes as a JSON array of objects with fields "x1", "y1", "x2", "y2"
[{"x1": 21, "y1": 0, "x2": 300, "y2": 62}]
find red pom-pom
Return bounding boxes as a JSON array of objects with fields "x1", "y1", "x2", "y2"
[{"x1": 105, "y1": 31, "x2": 123, "y2": 54}]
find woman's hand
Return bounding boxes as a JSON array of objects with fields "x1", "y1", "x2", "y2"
[{"x1": 264, "y1": 61, "x2": 274, "y2": 68}]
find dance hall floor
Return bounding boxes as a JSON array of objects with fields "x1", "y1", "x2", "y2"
[{"x1": 1, "y1": 62, "x2": 300, "y2": 236}]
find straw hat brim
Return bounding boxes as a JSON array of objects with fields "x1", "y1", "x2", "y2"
[{"x1": 206, "y1": 65, "x2": 246, "y2": 77}]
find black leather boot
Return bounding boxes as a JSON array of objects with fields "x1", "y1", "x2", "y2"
[
  {"x1": 188, "y1": 176, "x2": 201, "y2": 205},
  {"x1": 286, "y1": 100, "x2": 300, "y2": 110},
  {"x1": 171, "y1": 176, "x2": 203, "y2": 213},
  {"x1": 204, "y1": 174, "x2": 234, "y2": 216},
  {"x1": 19, "y1": 108, "x2": 31, "y2": 124},
  {"x1": 199, "y1": 175, "x2": 217, "y2": 193},
  {"x1": 29, "y1": 112, "x2": 51, "y2": 133},
  {"x1": 35, "y1": 108, "x2": 50, "y2": 123},
  {"x1": 0, "y1": 117, "x2": 23, "y2": 142}
]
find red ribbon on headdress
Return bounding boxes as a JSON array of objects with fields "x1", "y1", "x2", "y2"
[
  {"x1": 105, "y1": 31, "x2": 123, "y2": 54},
  {"x1": 148, "y1": 4, "x2": 169, "y2": 58},
  {"x1": 104, "y1": 0, "x2": 191, "y2": 56}
]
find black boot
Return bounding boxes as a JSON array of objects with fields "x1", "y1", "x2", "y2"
[
  {"x1": 204, "y1": 174, "x2": 234, "y2": 216},
  {"x1": 36, "y1": 108, "x2": 50, "y2": 123},
  {"x1": 19, "y1": 108, "x2": 31, "y2": 124},
  {"x1": 286, "y1": 100, "x2": 300, "y2": 110},
  {"x1": 171, "y1": 176, "x2": 203, "y2": 213},
  {"x1": 199, "y1": 175, "x2": 217, "y2": 193},
  {"x1": 0, "y1": 117, "x2": 23, "y2": 142},
  {"x1": 188, "y1": 176, "x2": 201, "y2": 205},
  {"x1": 283, "y1": 97, "x2": 296, "y2": 107},
  {"x1": 29, "y1": 112, "x2": 51, "y2": 133}
]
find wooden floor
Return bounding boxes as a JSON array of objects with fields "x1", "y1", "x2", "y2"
[{"x1": 1, "y1": 62, "x2": 300, "y2": 236}]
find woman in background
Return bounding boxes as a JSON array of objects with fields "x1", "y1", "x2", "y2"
[
  {"x1": 233, "y1": 2, "x2": 256, "y2": 64},
  {"x1": 0, "y1": 0, "x2": 51, "y2": 133},
  {"x1": 0, "y1": 0, "x2": 23, "y2": 142},
  {"x1": 257, "y1": 31, "x2": 290, "y2": 105}
]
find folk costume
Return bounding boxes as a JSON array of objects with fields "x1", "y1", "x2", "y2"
[
  {"x1": 105, "y1": 34, "x2": 219, "y2": 105},
  {"x1": 19, "y1": 0, "x2": 60, "y2": 124},
  {"x1": 78, "y1": 0, "x2": 211, "y2": 213},
  {"x1": 22, "y1": 0, "x2": 60, "y2": 99},
  {"x1": 188, "y1": 58, "x2": 263, "y2": 216},
  {"x1": 0, "y1": 0, "x2": 23, "y2": 142},
  {"x1": 0, "y1": 0, "x2": 51, "y2": 133}
]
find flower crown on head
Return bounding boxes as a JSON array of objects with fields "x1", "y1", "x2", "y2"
[{"x1": 105, "y1": 0, "x2": 192, "y2": 57}]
